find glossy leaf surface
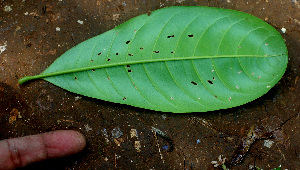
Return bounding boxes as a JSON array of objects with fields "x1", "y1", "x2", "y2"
[{"x1": 19, "y1": 6, "x2": 288, "y2": 113}]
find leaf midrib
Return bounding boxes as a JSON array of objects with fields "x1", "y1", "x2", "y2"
[{"x1": 18, "y1": 54, "x2": 285, "y2": 84}]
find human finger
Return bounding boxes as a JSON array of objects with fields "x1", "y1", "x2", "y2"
[{"x1": 0, "y1": 130, "x2": 86, "y2": 169}]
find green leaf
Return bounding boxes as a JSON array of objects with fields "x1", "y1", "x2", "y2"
[{"x1": 19, "y1": 6, "x2": 288, "y2": 113}]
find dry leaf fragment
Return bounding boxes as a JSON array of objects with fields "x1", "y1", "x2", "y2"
[{"x1": 9, "y1": 108, "x2": 21, "y2": 123}]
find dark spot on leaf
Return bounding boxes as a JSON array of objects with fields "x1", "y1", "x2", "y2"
[
  {"x1": 153, "y1": 51, "x2": 160, "y2": 53},
  {"x1": 107, "y1": 77, "x2": 110, "y2": 80},
  {"x1": 116, "y1": 53, "x2": 119, "y2": 55},
  {"x1": 167, "y1": 35, "x2": 175, "y2": 38},
  {"x1": 74, "y1": 76, "x2": 77, "y2": 80},
  {"x1": 92, "y1": 69, "x2": 95, "y2": 72},
  {"x1": 140, "y1": 47, "x2": 144, "y2": 50},
  {"x1": 213, "y1": 77, "x2": 215, "y2": 80},
  {"x1": 128, "y1": 69, "x2": 132, "y2": 72},
  {"x1": 214, "y1": 95, "x2": 218, "y2": 98},
  {"x1": 98, "y1": 52, "x2": 102, "y2": 55},
  {"x1": 191, "y1": 81, "x2": 197, "y2": 85},
  {"x1": 126, "y1": 40, "x2": 130, "y2": 44},
  {"x1": 128, "y1": 54, "x2": 133, "y2": 56},
  {"x1": 127, "y1": 65, "x2": 130, "y2": 68},
  {"x1": 123, "y1": 97, "x2": 127, "y2": 100},
  {"x1": 107, "y1": 58, "x2": 111, "y2": 61},
  {"x1": 91, "y1": 60, "x2": 94, "y2": 62},
  {"x1": 188, "y1": 34, "x2": 194, "y2": 37},
  {"x1": 171, "y1": 51, "x2": 174, "y2": 54},
  {"x1": 207, "y1": 80, "x2": 213, "y2": 84}
]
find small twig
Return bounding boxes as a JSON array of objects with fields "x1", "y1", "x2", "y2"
[
  {"x1": 151, "y1": 127, "x2": 165, "y2": 163},
  {"x1": 227, "y1": 125, "x2": 273, "y2": 167},
  {"x1": 226, "y1": 113, "x2": 299, "y2": 167}
]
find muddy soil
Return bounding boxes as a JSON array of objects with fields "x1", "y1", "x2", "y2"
[{"x1": 0, "y1": 0, "x2": 299, "y2": 169}]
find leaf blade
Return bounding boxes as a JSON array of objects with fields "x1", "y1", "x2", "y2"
[{"x1": 19, "y1": 6, "x2": 288, "y2": 113}]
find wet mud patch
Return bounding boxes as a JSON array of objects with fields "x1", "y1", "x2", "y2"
[{"x1": 0, "y1": 82, "x2": 40, "y2": 139}]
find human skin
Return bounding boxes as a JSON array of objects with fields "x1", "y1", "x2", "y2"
[{"x1": 0, "y1": 130, "x2": 86, "y2": 169}]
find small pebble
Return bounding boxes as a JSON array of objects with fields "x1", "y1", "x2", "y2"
[
  {"x1": 264, "y1": 140, "x2": 274, "y2": 148},
  {"x1": 4, "y1": 5, "x2": 12, "y2": 12},
  {"x1": 77, "y1": 20, "x2": 84, "y2": 25},
  {"x1": 111, "y1": 127, "x2": 123, "y2": 139},
  {"x1": 162, "y1": 145, "x2": 169, "y2": 150}
]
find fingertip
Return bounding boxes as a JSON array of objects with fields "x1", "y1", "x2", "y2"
[{"x1": 42, "y1": 130, "x2": 86, "y2": 158}]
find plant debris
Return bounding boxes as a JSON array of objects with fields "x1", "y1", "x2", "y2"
[
  {"x1": 226, "y1": 125, "x2": 273, "y2": 167},
  {"x1": 9, "y1": 108, "x2": 21, "y2": 123}
]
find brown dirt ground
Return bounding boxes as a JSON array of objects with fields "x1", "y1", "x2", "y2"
[{"x1": 0, "y1": 0, "x2": 299, "y2": 169}]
